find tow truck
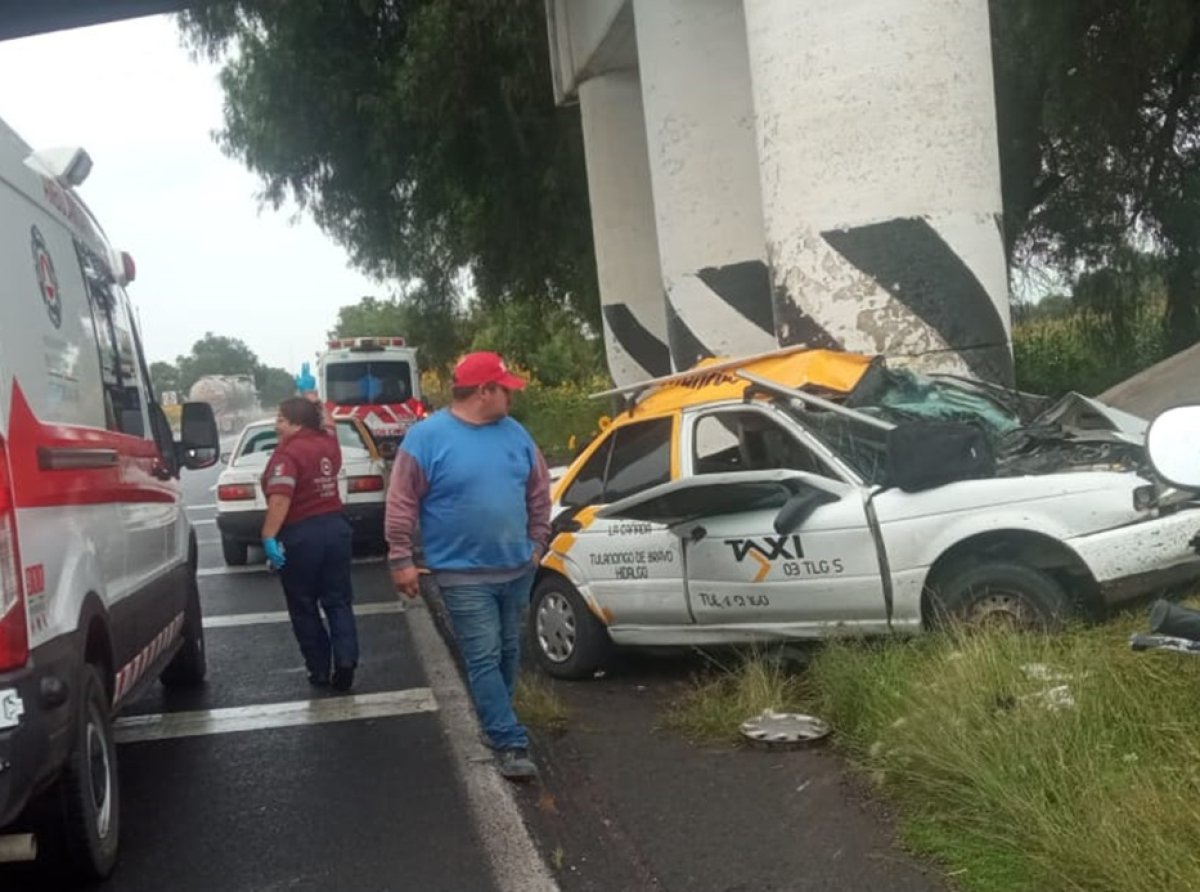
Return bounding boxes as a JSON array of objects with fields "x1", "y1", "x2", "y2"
[{"x1": 316, "y1": 336, "x2": 428, "y2": 456}]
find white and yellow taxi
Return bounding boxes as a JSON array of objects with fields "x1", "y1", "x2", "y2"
[{"x1": 530, "y1": 347, "x2": 1200, "y2": 679}]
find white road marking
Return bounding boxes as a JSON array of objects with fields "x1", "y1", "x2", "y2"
[
  {"x1": 197, "y1": 556, "x2": 384, "y2": 577},
  {"x1": 187, "y1": 504, "x2": 218, "y2": 513},
  {"x1": 191, "y1": 518, "x2": 216, "y2": 527},
  {"x1": 405, "y1": 598, "x2": 559, "y2": 892},
  {"x1": 203, "y1": 601, "x2": 405, "y2": 628},
  {"x1": 114, "y1": 688, "x2": 437, "y2": 743}
]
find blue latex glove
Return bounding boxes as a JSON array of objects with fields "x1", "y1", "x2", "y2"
[
  {"x1": 295, "y1": 361, "x2": 317, "y2": 394},
  {"x1": 263, "y1": 538, "x2": 286, "y2": 570}
]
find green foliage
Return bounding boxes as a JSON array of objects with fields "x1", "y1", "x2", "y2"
[
  {"x1": 149, "y1": 360, "x2": 180, "y2": 395},
  {"x1": 178, "y1": 0, "x2": 598, "y2": 327},
  {"x1": 164, "y1": 331, "x2": 296, "y2": 407},
  {"x1": 331, "y1": 290, "x2": 466, "y2": 374},
  {"x1": 469, "y1": 301, "x2": 604, "y2": 388},
  {"x1": 256, "y1": 366, "x2": 295, "y2": 407},
  {"x1": 508, "y1": 376, "x2": 608, "y2": 464},
  {"x1": 804, "y1": 616, "x2": 1200, "y2": 892},
  {"x1": 992, "y1": 0, "x2": 1200, "y2": 349},
  {"x1": 175, "y1": 332, "x2": 260, "y2": 394},
  {"x1": 1011, "y1": 252, "x2": 1171, "y2": 397}
]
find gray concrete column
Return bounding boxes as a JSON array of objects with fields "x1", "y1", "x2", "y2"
[
  {"x1": 578, "y1": 70, "x2": 671, "y2": 384},
  {"x1": 744, "y1": 0, "x2": 1013, "y2": 383},
  {"x1": 633, "y1": 0, "x2": 777, "y2": 370}
]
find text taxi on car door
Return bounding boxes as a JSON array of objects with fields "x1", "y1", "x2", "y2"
[
  {"x1": 0, "y1": 115, "x2": 220, "y2": 880},
  {"x1": 530, "y1": 345, "x2": 1200, "y2": 679}
]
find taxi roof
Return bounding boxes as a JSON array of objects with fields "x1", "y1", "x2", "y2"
[{"x1": 609, "y1": 348, "x2": 875, "y2": 422}]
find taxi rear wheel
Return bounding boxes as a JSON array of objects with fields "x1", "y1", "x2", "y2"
[{"x1": 529, "y1": 575, "x2": 610, "y2": 680}]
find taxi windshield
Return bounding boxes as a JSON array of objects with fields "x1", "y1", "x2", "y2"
[{"x1": 779, "y1": 366, "x2": 1027, "y2": 484}]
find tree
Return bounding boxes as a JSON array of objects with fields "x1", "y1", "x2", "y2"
[
  {"x1": 468, "y1": 300, "x2": 604, "y2": 387},
  {"x1": 991, "y1": 0, "x2": 1200, "y2": 349},
  {"x1": 183, "y1": 0, "x2": 1200, "y2": 370},
  {"x1": 331, "y1": 286, "x2": 468, "y2": 375},
  {"x1": 175, "y1": 332, "x2": 261, "y2": 394},
  {"x1": 179, "y1": 0, "x2": 598, "y2": 328},
  {"x1": 149, "y1": 360, "x2": 181, "y2": 395},
  {"x1": 255, "y1": 366, "x2": 295, "y2": 407}
]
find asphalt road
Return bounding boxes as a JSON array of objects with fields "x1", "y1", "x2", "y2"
[{"x1": 1, "y1": 448, "x2": 497, "y2": 892}]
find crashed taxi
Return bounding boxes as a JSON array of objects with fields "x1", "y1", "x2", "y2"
[{"x1": 530, "y1": 346, "x2": 1200, "y2": 679}]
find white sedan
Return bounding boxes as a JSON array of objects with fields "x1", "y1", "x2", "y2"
[
  {"x1": 215, "y1": 417, "x2": 388, "y2": 565},
  {"x1": 530, "y1": 348, "x2": 1200, "y2": 679}
]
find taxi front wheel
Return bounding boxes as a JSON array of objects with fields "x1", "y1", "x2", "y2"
[{"x1": 529, "y1": 575, "x2": 610, "y2": 680}]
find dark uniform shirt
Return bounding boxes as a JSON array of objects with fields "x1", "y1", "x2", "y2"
[{"x1": 261, "y1": 428, "x2": 343, "y2": 526}]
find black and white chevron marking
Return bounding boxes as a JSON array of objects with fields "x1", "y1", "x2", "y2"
[
  {"x1": 665, "y1": 259, "x2": 797, "y2": 369},
  {"x1": 821, "y1": 217, "x2": 1013, "y2": 383},
  {"x1": 601, "y1": 303, "x2": 672, "y2": 378}
]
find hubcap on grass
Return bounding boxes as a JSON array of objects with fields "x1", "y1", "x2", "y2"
[{"x1": 537, "y1": 592, "x2": 576, "y2": 663}]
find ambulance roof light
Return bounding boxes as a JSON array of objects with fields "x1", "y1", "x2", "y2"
[{"x1": 29, "y1": 146, "x2": 93, "y2": 187}]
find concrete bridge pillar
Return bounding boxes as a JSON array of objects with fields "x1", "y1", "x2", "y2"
[
  {"x1": 632, "y1": 0, "x2": 778, "y2": 370},
  {"x1": 578, "y1": 70, "x2": 672, "y2": 382},
  {"x1": 743, "y1": 0, "x2": 1013, "y2": 383}
]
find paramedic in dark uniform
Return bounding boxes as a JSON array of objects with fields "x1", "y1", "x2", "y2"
[{"x1": 260, "y1": 397, "x2": 360, "y2": 692}]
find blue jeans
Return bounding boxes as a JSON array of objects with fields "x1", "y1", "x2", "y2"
[
  {"x1": 278, "y1": 512, "x2": 360, "y2": 678},
  {"x1": 440, "y1": 571, "x2": 535, "y2": 750}
]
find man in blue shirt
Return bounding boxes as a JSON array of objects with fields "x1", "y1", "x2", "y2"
[{"x1": 386, "y1": 351, "x2": 551, "y2": 780}]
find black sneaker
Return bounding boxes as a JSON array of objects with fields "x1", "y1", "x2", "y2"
[
  {"x1": 308, "y1": 673, "x2": 330, "y2": 689},
  {"x1": 496, "y1": 748, "x2": 538, "y2": 781},
  {"x1": 331, "y1": 665, "x2": 356, "y2": 692}
]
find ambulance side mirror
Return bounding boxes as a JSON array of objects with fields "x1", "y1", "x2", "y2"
[{"x1": 179, "y1": 401, "x2": 220, "y2": 471}]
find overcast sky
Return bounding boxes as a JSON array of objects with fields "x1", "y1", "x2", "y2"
[{"x1": 0, "y1": 13, "x2": 383, "y2": 373}]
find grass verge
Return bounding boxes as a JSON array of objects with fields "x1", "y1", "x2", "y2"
[
  {"x1": 662, "y1": 648, "x2": 810, "y2": 745},
  {"x1": 661, "y1": 611, "x2": 1200, "y2": 891},
  {"x1": 805, "y1": 612, "x2": 1200, "y2": 892},
  {"x1": 514, "y1": 675, "x2": 571, "y2": 735}
]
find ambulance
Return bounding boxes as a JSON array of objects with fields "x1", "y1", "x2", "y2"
[
  {"x1": 0, "y1": 116, "x2": 219, "y2": 879},
  {"x1": 316, "y1": 335, "x2": 427, "y2": 455}
]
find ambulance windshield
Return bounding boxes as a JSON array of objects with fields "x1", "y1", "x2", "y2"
[{"x1": 325, "y1": 360, "x2": 413, "y2": 405}]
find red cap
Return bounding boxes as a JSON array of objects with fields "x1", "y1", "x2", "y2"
[{"x1": 453, "y1": 351, "x2": 527, "y2": 390}]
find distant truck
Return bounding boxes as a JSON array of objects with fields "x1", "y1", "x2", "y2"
[
  {"x1": 187, "y1": 374, "x2": 260, "y2": 434},
  {"x1": 316, "y1": 336, "x2": 427, "y2": 454}
]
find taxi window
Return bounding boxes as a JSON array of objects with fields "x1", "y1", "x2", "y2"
[
  {"x1": 602, "y1": 418, "x2": 673, "y2": 503},
  {"x1": 560, "y1": 437, "x2": 612, "y2": 509},
  {"x1": 693, "y1": 410, "x2": 835, "y2": 479}
]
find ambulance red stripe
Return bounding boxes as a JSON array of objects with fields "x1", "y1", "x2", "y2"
[{"x1": 7, "y1": 381, "x2": 176, "y2": 509}]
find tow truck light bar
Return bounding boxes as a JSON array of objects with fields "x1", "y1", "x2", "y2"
[{"x1": 325, "y1": 336, "x2": 406, "y2": 350}]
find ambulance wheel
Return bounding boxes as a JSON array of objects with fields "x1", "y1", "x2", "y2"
[
  {"x1": 529, "y1": 575, "x2": 610, "y2": 680},
  {"x1": 222, "y1": 535, "x2": 248, "y2": 566},
  {"x1": 927, "y1": 560, "x2": 1071, "y2": 632},
  {"x1": 161, "y1": 570, "x2": 207, "y2": 688},
  {"x1": 53, "y1": 664, "x2": 120, "y2": 881}
]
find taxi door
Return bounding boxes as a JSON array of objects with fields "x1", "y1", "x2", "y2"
[
  {"x1": 597, "y1": 469, "x2": 890, "y2": 633},
  {"x1": 548, "y1": 416, "x2": 691, "y2": 628}
]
